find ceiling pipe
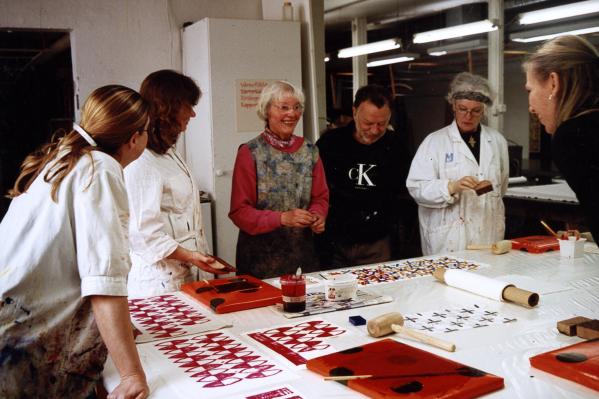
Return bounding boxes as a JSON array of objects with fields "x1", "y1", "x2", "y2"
[{"x1": 325, "y1": 0, "x2": 486, "y2": 28}]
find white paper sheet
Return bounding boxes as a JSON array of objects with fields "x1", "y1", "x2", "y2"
[
  {"x1": 137, "y1": 330, "x2": 296, "y2": 399},
  {"x1": 128, "y1": 292, "x2": 231, "y2": 343},
  {"x1": 246, "y1": 319, "x2": 353, "y2": 367}
]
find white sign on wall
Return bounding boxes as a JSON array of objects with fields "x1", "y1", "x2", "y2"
[{"x1": 235, "y1": 79, "x2": 275, "y2": 132}]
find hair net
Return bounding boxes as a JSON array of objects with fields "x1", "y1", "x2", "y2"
[{"x1": 447, "y1": 72, "x2": 493, "y2": 105}]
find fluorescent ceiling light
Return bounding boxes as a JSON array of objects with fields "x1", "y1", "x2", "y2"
[
  {"x1": 367, "y1": 53, "x2": 418, "y2": 67},
  {"x1": 337, "y1": 38, "x2": 401, "y2": 58},
  {"x1": 519, "y1": 0, "x2": 599, "y2": 25},
  {"x1": 510, "y1": 19, "x2": 599, "y2": 43},
  {"x1": 413, "y1": 19, "x2": 497, "y2": 44},
  {"x1": 427, "y1": 39, "x2": 487, "y2": 56},
  {"x1": 324, "y1": 56, "x2": 330, "y2": 62}
]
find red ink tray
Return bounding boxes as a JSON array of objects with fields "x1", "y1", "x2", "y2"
[
  {"x1": 181, "y1": 274, "x2": 281, "y2": 314},
  {"x1": 306, "y1": 339, "x2": 504, "y2": 399},
  {"x1": 511, "y1": 235, "x2": 559, "y2": 253},
  {"x1": 530, "y1": 339, "x2": 599, "y2": 391}
]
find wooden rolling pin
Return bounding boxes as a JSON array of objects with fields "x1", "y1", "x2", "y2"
[
  {"x1": 367, "y1": 312, "x2": 456, "y2": 352},
  {"x1": 466, "y1": 239, "x2": 512, "y2": 254}
]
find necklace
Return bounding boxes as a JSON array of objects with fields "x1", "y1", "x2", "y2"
[
  {"x1": 263, "y1": 128, "x2": 297, "y2": 149},
  {"x1": 468, "y1": 135, "x2": 476, "y2": 148}
]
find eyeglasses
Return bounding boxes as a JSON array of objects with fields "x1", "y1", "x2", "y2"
[
  {"x1": 271, "y1": 103, "x2": 304, "y2": 113},
  {"x1": 456, "y1": 106, "x2": 483, "y2": 117}
]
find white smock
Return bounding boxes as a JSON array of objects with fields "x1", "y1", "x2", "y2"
[
  {"x1": 406, "y1": 121, "x2": 509, "y2": 255},
  {"x1": 0, "y1": 151, "x2": 130, "y2": 398},
  {"x1": 125, "y1": 147, "x2": 210, "y2": 298}
]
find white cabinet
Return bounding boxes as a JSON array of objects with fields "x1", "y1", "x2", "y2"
[{"x1": 182, "y1": 18, "x2": 302, "y2": 265}]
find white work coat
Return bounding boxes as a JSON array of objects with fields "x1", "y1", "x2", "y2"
[
  {"x1": 125, "y1": 148, "x2": 210, "y2": 298},
  {"x1": 406, "y1": 121, "x2": 509, "y2": 255},
  {"x1": 0, "y1": 151, "x2": 130, "y2": 397}
]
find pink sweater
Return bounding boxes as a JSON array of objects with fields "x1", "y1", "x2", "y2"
[{"x1": 229, "y1": 137, "x2": 329, "y2": 235}]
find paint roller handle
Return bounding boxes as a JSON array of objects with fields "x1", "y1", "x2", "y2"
[{"x1": 391, "y1": 324, "x2": 456, "y2": 352}]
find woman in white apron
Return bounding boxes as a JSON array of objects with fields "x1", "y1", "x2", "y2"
[
  {"x1": 407, "y1": 72, "x2": 509, "y2": 255},
  {"x1": 125, "y1": 70, "x2": 226, "y2": 298}
]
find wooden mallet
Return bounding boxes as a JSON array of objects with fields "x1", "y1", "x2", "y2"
[
  {"x1": 466, "y1": 239, "x2": 512, "y2": 254},
  {"x1": 367, "y1": 312, "x2": 456, "y2": 352}
]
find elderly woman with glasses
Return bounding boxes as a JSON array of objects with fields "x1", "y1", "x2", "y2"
[
  {"x1": 406, "y1": 72, "x2": 509, "y2": 255},
  {"x1": 229, "y1": 80, "x2": 329, "y2": 279}
]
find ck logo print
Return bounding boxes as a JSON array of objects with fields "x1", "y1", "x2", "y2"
[
  {"x1": 445, "y1": 152, "x2": 454, "y2": 163},
  {"x1": 349, "y1": 163, "x2": 376, "y2": 186}
]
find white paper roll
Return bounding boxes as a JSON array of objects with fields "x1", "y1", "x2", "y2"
[{"x1": 443, "y1": 269, "x2": 511, "y2": 301}]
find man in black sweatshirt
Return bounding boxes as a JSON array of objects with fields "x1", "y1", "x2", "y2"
[{"x1": 316, "y1": 84, "x2": 409, "y2": 268}]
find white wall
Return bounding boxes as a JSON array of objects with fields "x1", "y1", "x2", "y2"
[{"x1": 0, "y1": 0, "x2": 261, "y2": 106}]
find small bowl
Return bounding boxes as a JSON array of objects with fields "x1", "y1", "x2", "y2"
[{"x1": 324, "y1": 274, "x2": 357, "y2": 302}]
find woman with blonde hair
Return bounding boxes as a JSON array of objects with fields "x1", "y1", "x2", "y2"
[
  {"x1": 229, "y1": 80, "x2": 329, "y2": 278},
  {"x1": 0, "y1": 85, "x2": 150, "y2": 398},
  {"x1": 524, "y1": 34, "x2": 599, "y2": 241}
]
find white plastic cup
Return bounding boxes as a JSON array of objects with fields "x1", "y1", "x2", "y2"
[
  {"x1": 324, "y1": 274, "x2": 357, "y2": 302},
  {"x1": 558, "y1": 237, "x2": 586, "y2": 259}
]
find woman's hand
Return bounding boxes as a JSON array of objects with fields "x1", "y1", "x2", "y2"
[
  {"x1": 310, "y1": 213, "x2": 325, "y2": 234},
  {"x1": 189, "y1": 251, "x2": 229, "y2": 274},
  {"x1": 91, "y1": 296, "x2": 149, "y2": 399},
  {"x1": 107, "y1": 374, "x2": 149, "y2": 399},
  {"x1": 281, "y1": 208, "x2": 317, "y2": 228},
  {"x1": 448, "y1": 176, "x2": 479, "y2": 195},
  {"x1": 167, "y1": 246, "x2": 228, "y2": 274}
]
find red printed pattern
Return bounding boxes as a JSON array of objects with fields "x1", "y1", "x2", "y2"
[
  {"x1": 155, "y1": 332, "x2": 283, "y2": 388},
  {"x1": 260, "y1": 320, "x2": 345, "y2": 352},
  {"x1": 128, "y1": 294, "x2": 210, "y2": 340},
  {"x1": 248, "y1": 320, "x2": 346, "y2": 365},
  {"x1": 246, "y1": 387, "x2": 302, "y2": 399}
]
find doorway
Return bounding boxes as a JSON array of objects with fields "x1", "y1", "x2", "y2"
[{"x1": 0, "y1": 28, "x2": 74, "y2": 218}]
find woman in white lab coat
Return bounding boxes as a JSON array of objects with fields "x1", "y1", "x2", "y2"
[
  {"x1": 407, "y1": 72, "x2": 509, "y2": 255},
  {"x1": 0, "y1": 86, "x2": 150, "y2": 398},
  {"x1": 125, "y1": 70, "x2": 226, "y2": 298}
]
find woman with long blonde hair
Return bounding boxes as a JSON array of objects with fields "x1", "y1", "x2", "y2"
[
  {"x1": 0, "y1": 85, "x2": 150, "y2": 399},
  {"x1": 524, "y1": 35, "x2": 599, "y2": 242}
]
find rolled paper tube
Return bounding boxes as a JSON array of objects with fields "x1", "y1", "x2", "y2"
[
  {"x1": 502, "y1": 286, "x2": 539, "y2": 308},
  {"x1": 434, "y1": 268, "x2": 539, "y2": 308}
]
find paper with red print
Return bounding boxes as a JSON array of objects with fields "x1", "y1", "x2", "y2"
[
  {"x1": 136, "y1": 331, "x2": 295, "y2": 399},
  {"x1": 246, "y1": 319, "x2": 351, "y2": 366},
  {"x1": 128, "y1": 292, "x2": 230, "y2": 343},
  {"x1": 230, "y1": 385, "x2": 305, "y2": 399}
]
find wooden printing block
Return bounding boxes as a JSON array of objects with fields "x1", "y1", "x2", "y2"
[
  {"x1": 576, "y1": 319, "x2": 599, "y2": 340},
  {"x1": 557, "y1": 316, "x2": 592, "y2": 336},
  {"x1": 474, "y1": 180, "x2": 493, "y2": 196}
]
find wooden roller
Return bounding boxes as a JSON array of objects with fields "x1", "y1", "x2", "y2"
[
  {"x1": 367, "y1": 312, "x2": 456, "y2": 352},
  {"x1": 466, "y1": 240, "x2": 512, "y2": 255}
]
